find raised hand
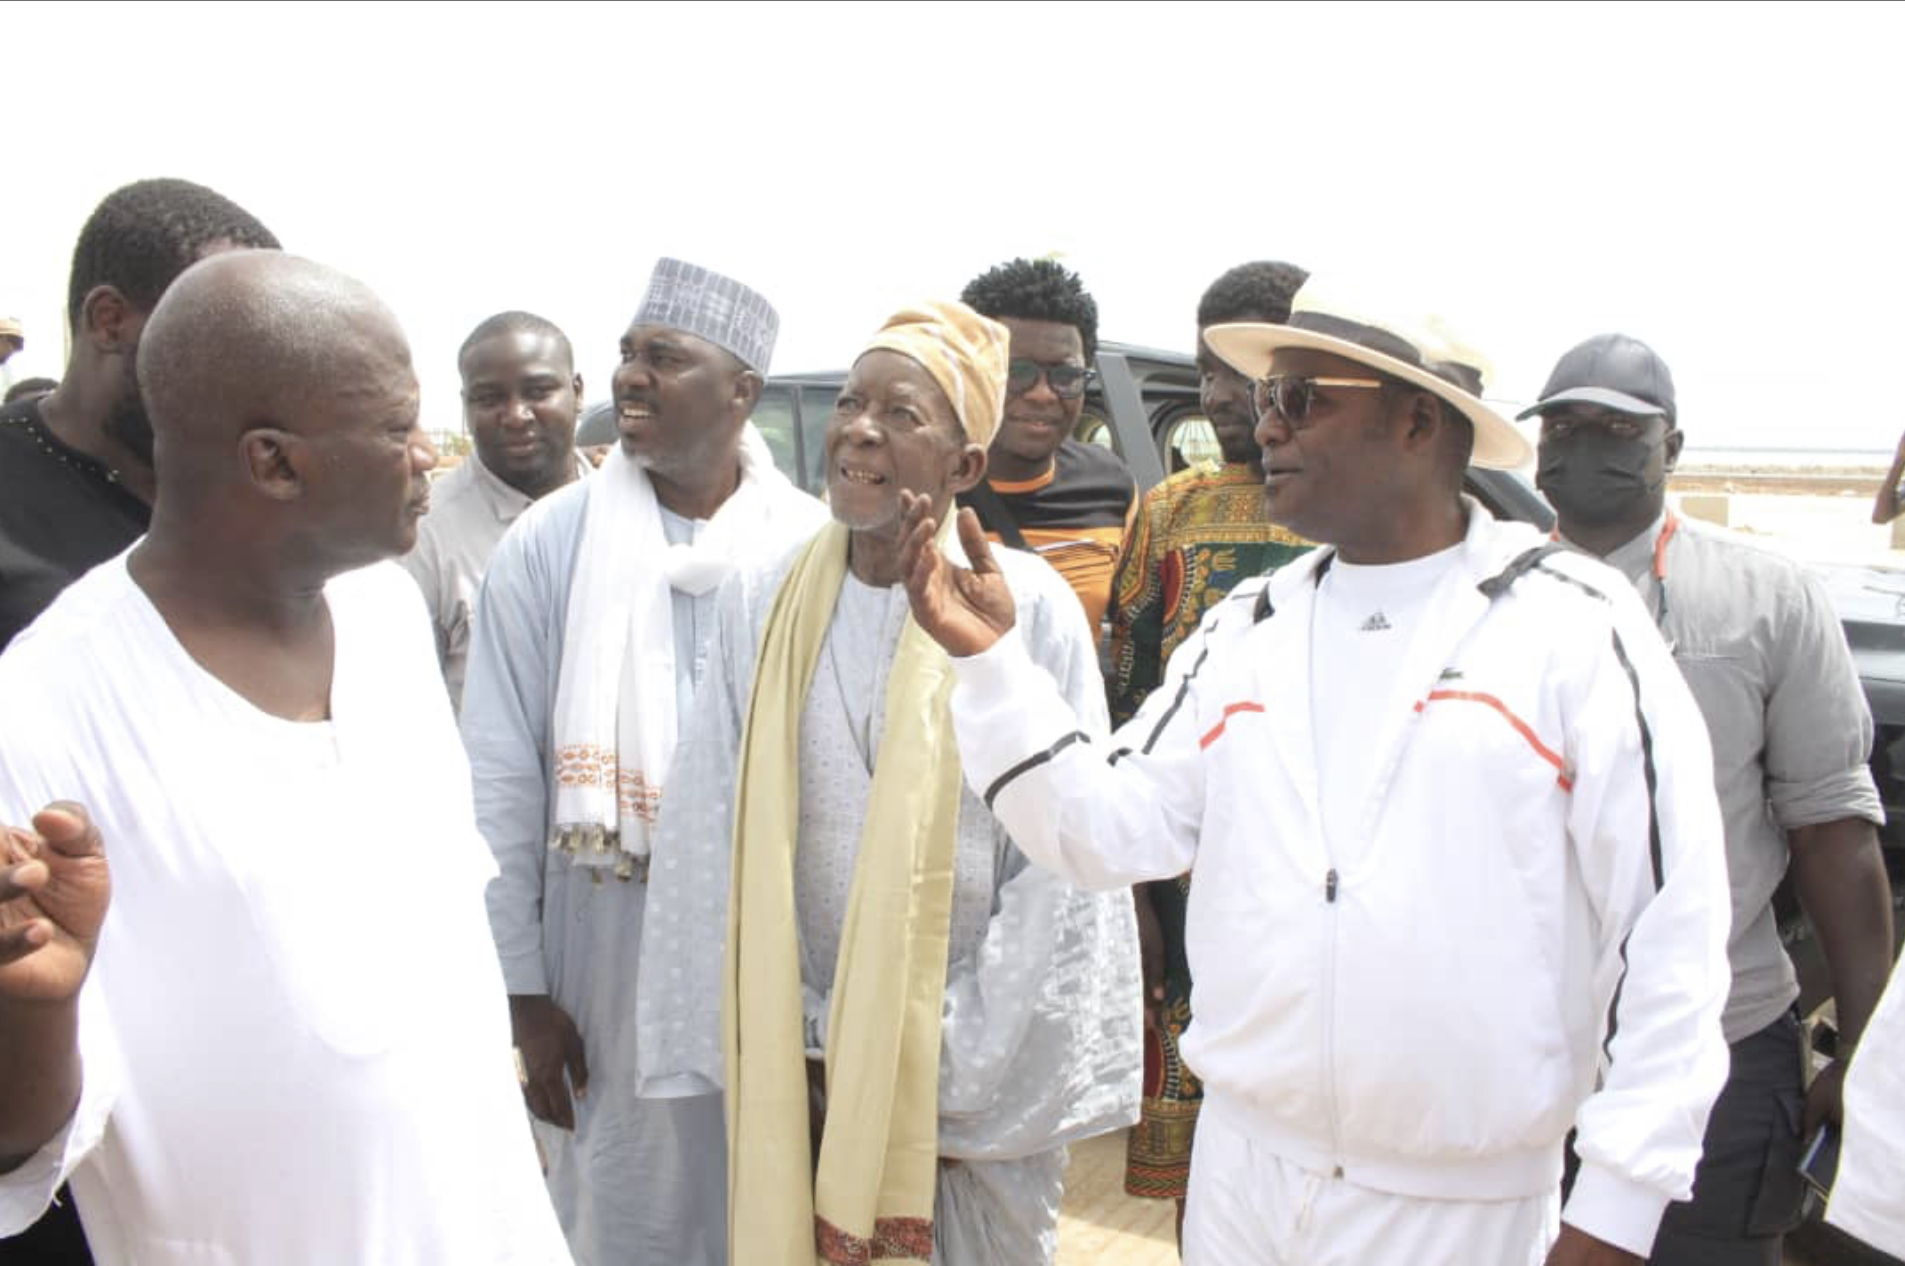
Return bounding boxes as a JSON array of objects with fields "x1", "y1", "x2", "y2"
[
  {"x1": 0, "y1": 804, "x2": 110, "y2": 1006},
  {"x1": 898, "y1": 492, "x2": 1017, "y2": 658},
  {"x1": 510, "y1": 993, "x2": 589, "y2": 1130}
]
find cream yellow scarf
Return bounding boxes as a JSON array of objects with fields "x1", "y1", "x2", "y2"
[{"x1": 723, "y1": 519, "x2": 963, "y2": 1265}]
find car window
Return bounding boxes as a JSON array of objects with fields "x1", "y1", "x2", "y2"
[
  {"x1": 797, "y1": 384, "x2": 841, "y2": 495},
  {"x1": 750, "y1": 386, "x2": 800, "y2": 484},
  {"x1": 1074, "y1": 407, "x2": 1116, "y2": 451},
  {"x1": 1159, "y1": 411, "x2": 1220, "y2": 473}
]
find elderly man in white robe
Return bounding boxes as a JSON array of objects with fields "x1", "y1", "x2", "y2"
[
  {"x1": 461, "y1": 259, "x2": 825, "y2": 1266},
  {"x1": 636, "y1": 300, "x2": 1140, "y2": 1266}
]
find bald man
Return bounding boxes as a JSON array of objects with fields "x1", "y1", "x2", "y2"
[{"x1": 0, "y1": 253, "x2": 572, "y2": 1265}]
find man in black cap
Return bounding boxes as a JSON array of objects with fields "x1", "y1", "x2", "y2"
[
  {"x1": 899, "y1": 280, "x2": 1733, "y2": 1265},
  {"x1": 1529, "y1": 334, "x2": 1894, "y2": 1266}
]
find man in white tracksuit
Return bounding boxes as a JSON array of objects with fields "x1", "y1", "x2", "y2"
[{"x1": 896, "y1": 281, "x2": 1733, "y2": 1266}]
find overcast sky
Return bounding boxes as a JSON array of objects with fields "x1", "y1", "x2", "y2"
[{"x1": 4, "y1": 0, "x2": 1901, "y2": 456}]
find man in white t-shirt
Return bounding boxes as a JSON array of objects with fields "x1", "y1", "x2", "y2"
[
  {"x1": 0, "y1": 251, "x2": 571, "y2": 1266},
  {"x1": 897, "y1": 279, "x2": 1733, "y2": 1266}
]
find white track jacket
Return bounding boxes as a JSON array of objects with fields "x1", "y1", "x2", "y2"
[{"x1": 949, "y1": 500, "x2": 1730, "y2": 1257}]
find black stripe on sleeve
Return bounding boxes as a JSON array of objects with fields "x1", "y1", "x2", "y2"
[
  {"x1": 1478, "y1": 544, "x2": 1567, "y2": 598},
  {"x1": 1140, "y1": 645, "x2": 1210, "y2": 756},
  {"x1": 984, "y1": 731, "x2": 1088, "y2": 810},
  {"x1": 1601, "y1": 929, "x2": 1635, "y2": 1063},
  {"x1": 1609, "y1": 628, "x2": 1666, "y2": 891},
  {"x1": 1533, "y1": 560, "x2": 1611, "y2": 604}
]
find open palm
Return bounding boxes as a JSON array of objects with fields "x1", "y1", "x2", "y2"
[
  {"x1": 0, "y1": 805, "x2": 110, "y2": 1005},
  {"x1": 899, "y1": 495, "x2": 1017, "y2": 658}
]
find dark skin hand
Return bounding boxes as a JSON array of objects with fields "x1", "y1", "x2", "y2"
[
  {"x1": 0, "y1": 805, "x2": 109, "y2": 1171},
  {"x1": 509, "y1": 993, "x2": 589, "y2": 1131},
  {"x1": 1873, "y1": 431, "x2": 1905, "y2": 524},
  {"x1": 897, "y1": 492, "x2": 1017, "y2": 658},
  {"x1": 1544, "y1": 1225, "x2": 1641, "y2": 1266},
  {"x1": 1132, "y1": 885, "x2": 1166, "y2": 1031},
  {"x1": 1789, "y1": 815, "x2": 1896, "y2": 1136}
]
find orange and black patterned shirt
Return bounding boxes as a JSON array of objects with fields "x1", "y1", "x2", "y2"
[
  {"x1": 958, "y1": 439, "x2": 1136, "y2": 633},
  {"x1": 1106, "y1": 461, "x2": 1310, "y2": 725}
]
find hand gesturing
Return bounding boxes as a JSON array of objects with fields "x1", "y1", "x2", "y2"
[
  {"x1": 0, "y1": 804, "x2": 110, "y2": 1006},
  {"x1": 898, "y1": 492, "x2": 1017, "y2": 658}
]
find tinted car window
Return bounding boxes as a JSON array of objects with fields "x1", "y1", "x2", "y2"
[
  {"x1": 750, "y1": 386, "x2": 800, "y2": 483},
  {"x1": 798, "y1": 383, "x2": 840, "y2": 495}
]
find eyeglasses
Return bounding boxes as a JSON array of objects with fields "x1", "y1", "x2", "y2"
[
  {"x1": 1005, "y1": 359, "x2": 1093, "y2": 400},
  {"x1": 1537, "y1": 412, "x2": 1661, "y2": 442},
  {"x1": 1251, "y1": 374, "x2": 1386, "y2": 427}
]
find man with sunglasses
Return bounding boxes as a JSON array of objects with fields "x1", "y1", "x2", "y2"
[
  {"x1": 1530, "y1": 334, "x2": 1892, "y2": 1266},
  {"x1": 956, "y1": 258, "x2": 1136, "y2": 633},
  {"x1": 897, "y1": 282, "x2": 1733, "y2": 1265}
]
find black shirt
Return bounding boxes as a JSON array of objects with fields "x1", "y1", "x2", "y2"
[{"x1": 0, "y1": 396, "x2": 151, "y2": 649}]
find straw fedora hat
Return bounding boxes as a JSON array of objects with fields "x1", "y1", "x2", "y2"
[{"x1": 1204, "y1": 280, "x2": 1531, "y2": 469}]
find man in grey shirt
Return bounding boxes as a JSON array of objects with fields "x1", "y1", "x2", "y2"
[
  {"x1": 401, "y1": 312, "x2": 591, "y2": 709},
  {"x1": 1529, "y1": 333, "x2": 1895, "y2": 1266}
]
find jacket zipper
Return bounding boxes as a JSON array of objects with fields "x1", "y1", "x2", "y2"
[{"x1": 1323, "y1": 866, "x2": 1344, "y2": 1178}]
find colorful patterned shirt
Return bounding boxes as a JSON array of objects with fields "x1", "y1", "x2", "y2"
[{"x1": 1106, "y1": 461, "x2": 1309, "y2": 725}]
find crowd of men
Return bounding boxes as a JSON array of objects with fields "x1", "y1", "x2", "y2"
[{"x1": 1, "y1": 176, "x2": 1902, "y2": 1266}]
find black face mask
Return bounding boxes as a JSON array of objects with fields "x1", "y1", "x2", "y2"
[{"x1": 1536, "y1": 429, "x2": 1666, "y2": 527}]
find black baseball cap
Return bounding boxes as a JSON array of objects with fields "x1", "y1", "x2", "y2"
[{"x1": 1516, "y1": 333, "x2": 1675, "y2": 422}]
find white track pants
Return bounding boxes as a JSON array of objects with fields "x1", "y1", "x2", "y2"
[{"x1": 1183, "y1": 1111, "x2": 1560, "y2": 1266}]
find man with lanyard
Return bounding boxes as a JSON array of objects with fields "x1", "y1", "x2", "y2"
[
  {"x1": 1107, "y1": 260, "x2": 1312, "y2": 1240},
  {"x1": 402, "y1": 311, "x2": 592, "y2": 710},
  {"x1": 635, "y1": 300, "x2": 1137, "y2": 1264},
  {"x1": 460, "y1": 259, "x2": 825, "y2": 1266},
  {"x1": 896, "y1": 279, "x2": 1733, "y2": 1265},
  {"x1": 956, "y1": 257, "x2": 1136, "y2": 633},
  {"x1": 1528, "y1": 333, "x2": 1894, "y2": 1266}
]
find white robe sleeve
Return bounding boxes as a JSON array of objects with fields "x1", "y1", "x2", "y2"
[
  {"x1": 0, "y1": 730, "x2": 122, "y2": 1233},
  {"x1": 460, "y1": 511, "x2": 569, "y2": 997},
  {"x1": 934, "y1": 562, "x2": 1142, "y2": 1159},
  {"x1": 634, "y1": 567, "x2": 763, "y2": 1098},
  {"x1": 0, "y1": 984, "x2": 120, "y2": 1235}
]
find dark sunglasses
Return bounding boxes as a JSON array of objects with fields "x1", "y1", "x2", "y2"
[
  {"x1": 1251, "y1": 374, "x2": 1386, "y2": 427},
  {"x1": 1005, "y1": 359, "x2": 1093, "y2": 400}
]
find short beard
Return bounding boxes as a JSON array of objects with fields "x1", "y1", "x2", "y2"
[{"x1": 102, "y1": 390, "x2": 155, "y2": 469}]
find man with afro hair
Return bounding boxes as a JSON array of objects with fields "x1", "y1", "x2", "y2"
[{"x1": 957, "y1": 258, "x2": 1136, "y2": 634}]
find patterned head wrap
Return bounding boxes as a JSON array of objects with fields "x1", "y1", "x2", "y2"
[{"x1": 858, "y1": 300, "x2": 1009, "y2": 448}]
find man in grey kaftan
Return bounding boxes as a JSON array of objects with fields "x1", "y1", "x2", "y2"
[{"x1": 637, "y1": 533, "x2": 1142, "y2": 1263}]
